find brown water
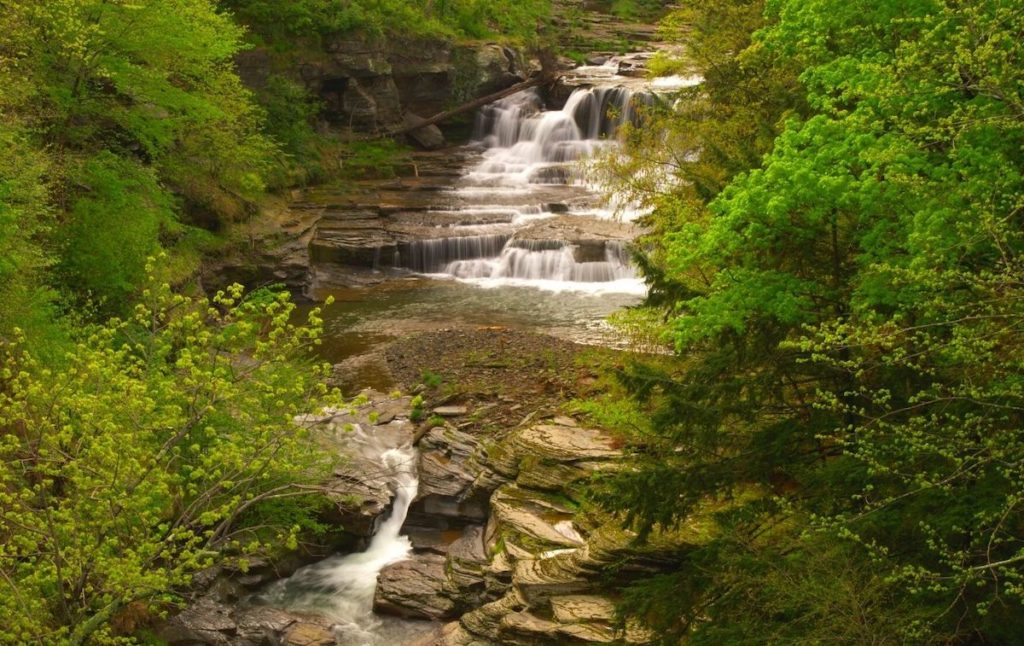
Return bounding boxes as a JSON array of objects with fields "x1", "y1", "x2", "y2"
[{"x1": 297, "y1": 275, "x2": 642, "y2": 385}]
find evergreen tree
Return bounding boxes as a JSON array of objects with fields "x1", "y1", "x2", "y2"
[{"x1": 597, "y1": 0, "x2": 1024, "y2": 641}]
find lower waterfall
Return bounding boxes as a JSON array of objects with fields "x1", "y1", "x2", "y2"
[
  {"x1": 445, "y1": 240, "x2": 636, "y2": 284},
  {"x1": 254, "y1": 439, "x2": 423, "y2": 645}
]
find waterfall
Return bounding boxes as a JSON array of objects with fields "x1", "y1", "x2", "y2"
[
  {"x1": 425, "y1": 83, "x2": 653, "y2": 294},
  {"x1": 445, "y1": 240, "x2": 635, "y2": 283},
  {"x1": 395, "y1": 233, "x2": 511, "y2": 273},
  {"x1": 466, "y1": 86, "x2": 649, "y2": 187},
  {"x1": 254, "y1": 429, "x2": 420, "y2": 644}
]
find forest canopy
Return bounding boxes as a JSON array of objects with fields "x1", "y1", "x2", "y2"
[
  {"x1": 2, "y1": 0, "x2": 1023, "y2": 642},
  {"x1": 595, "y1": 0, "x2": 1024, "y2": 642}
]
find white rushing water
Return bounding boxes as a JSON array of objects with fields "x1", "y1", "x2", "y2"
[
  {"x1": 254, "y1": 427, "x2": 425, "y2": 645},
  {"x1": 398, "y1": 80, "x2": 663, "y2": 295},
  {"x1": 465, "y1": 85, "x2": 651, "y2": 192}
]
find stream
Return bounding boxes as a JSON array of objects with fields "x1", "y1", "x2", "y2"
[
  {"x1": 253, "y1": 428, "x2": 432, "y2": 644},
  {"x1": 261, "y1": 56, "x2": 683, "y2": 645}
]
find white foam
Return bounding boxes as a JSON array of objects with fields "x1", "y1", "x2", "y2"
[
  {"x1": 651, "y1": 74, "x2": 704, "y2": 91},
  {"x1": 256, "y1": 427, "x2": 420, "y2": 642}
]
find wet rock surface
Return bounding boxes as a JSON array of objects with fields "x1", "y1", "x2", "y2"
[
  {"x1": 158, "y1": 598, "x2": 342, "y2": 646},
  {"x1": 156, "y1": 392, "x2": 428, "y2": 645},
  {"x1": 302, "y1": 394, "x2": 418, "y2": 538},
  {"x1": 374, "y1": 553, "x2": 457, "y2": 620},
  {"x1": 295, "y1": 152, "x2": 639, "y2": 293}
]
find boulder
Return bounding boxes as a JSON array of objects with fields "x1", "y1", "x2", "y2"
[
  {"x1": 158, "y1": 598, "x2": 236, "y2": 645},
  {"x1": 410, "y1": 425, "x2": 493, "y2": 526},
  {"x1": 233, "y1": 606, "x2": 300, "y2": 644},
  {"x1": 489, "y1": 485, "x2": 586, "y2": 549},
  {"x1": 374, "y1": 553, "x2": 458, "y2": 620},
  {"x1": 418, "y1": 426, "x2": 480, "y2": 498},
  {"x1": 283, "y1": 622, "x2": 337, "y2": 646},
  {"x1": 403, "y1": 112, "x2": 446, "y2": 150}
]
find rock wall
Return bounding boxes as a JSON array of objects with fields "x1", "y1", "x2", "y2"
[
  {"x1": 374, "y1": 415, "x2": 705, "y2": 645},
  {"x1": 236, "y1": 38, "x2": 529, "y2": 140}
]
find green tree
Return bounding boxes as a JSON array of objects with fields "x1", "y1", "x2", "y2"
[
  {"x1": 222, "y1": 0, "x2": 550, "y2": 42},
  {"x1": 0, "y1": 0, "x2": 277, "y2": 311},
  {"x1": 596, "y1": 0, "x2": 1024, "y2": 641},
  {"x1": 0, "y1": 263, "x2": 337, "y2": 643},
  {"x1": 0, "y1": 123, "x2": 56, "y2": 344},
  {"x1": 592, "y1": 0, "x2": 804, "y2": 306}
]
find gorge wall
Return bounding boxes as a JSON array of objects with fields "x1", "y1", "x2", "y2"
[{"x1": 236, "y1": 37, "x2": 530, "y2": 141}]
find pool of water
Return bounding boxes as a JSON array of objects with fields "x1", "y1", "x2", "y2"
[{"x1": 298, "y1": 275, "x2": 642, "y2": 368}]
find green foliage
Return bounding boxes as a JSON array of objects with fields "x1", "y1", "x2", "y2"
[
  {"x1": 607, "y1": 0, "x2": 669, "y2": 20},
  {"x1": 595, "y1": 0, "x2": 1024, "y2": 642},
  {"x1": 339, "y1": 140, "x2": 413, "y2": 180},
  {"x1": 5, "y1": 0, "x2": 274, "y2": 199},
  {"x1": 0, "y1": 262, "x2": 336, "y2": 643},
  {"x1": 236, "y1": 494, "x2": 333, "y2": 543},
  {"x1": 0, "y1": 0, "x2": 279, "y2": 324},
  {"x1": 420, "y1": 370, "x2": 444, "y2": 389},
  {"x1": 410, "y1": 394, "x2": 426, "y2": 422},
  {"x1": 257, "y1": 75, "x2": 326, "y2": 185},
  {"x1": 60, "y1": 153, "x2": 176, "y2": 308},
  {"x1": 0, "y1": 123, "x2": 60, "y2": 348},
  {"x1": 223, "y1": 0, "x2": 551, "y2": 43}
]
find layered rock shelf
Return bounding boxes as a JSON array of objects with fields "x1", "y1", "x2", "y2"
[{"x1": 369, "y1": 415, "x2": 702, "y2": 646}]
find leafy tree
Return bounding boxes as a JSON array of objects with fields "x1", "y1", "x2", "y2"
[
  {"x1": 222, "y1": 0, "x2": 551, "y2": 42},
  {"x1": 592, "y1": 0, "x2": 804, "y2": 306},
  {"x1": 0, "y1": 123, "x2": 57, "y2": 344},
  {"x1": 0, "y1": 264, "x2": 337, "y2": 643},
  {"x1": 0, "y1": 0, "x2": 277, "y2": 311},
  {"x1": 595, "y1": 0, "x2": 1024, "y2": 641}
]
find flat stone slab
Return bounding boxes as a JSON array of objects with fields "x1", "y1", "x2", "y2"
[
  {"x1": 434, "y1": 405, "x2": 469, "y2": 417},
  {"x1": 515, "y1": 424, "x2": 622, "y2": 462},
  {"x1": 550, "y1": 595, "x2": 616, "y2": 623},
  {"x1": 374, "y1": 553, "x2": 458, "y2": 620}
]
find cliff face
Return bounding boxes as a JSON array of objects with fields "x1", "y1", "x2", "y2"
[
  {"x1": 378, "y1": 416, "x2": 703, "y2": 646},
  {"x1": 236, "y1": 37, "x2": 530, "y2": 136}
]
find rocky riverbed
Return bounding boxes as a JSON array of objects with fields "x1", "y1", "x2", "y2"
[
  {"x1": 171, "y1": 3, "x2": 695, "y2": 643},
  {"x1": 158, "y1": 327, "x2": 696, "y2": 646}
]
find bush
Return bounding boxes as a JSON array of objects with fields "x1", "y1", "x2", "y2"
[{"x1": 0, "y1": 262, "x2": 338, "y2": 643}]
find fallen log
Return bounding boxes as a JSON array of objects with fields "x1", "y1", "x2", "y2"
[{"x1": 387, "y1": 73, "x2": 560, "y2": 138}]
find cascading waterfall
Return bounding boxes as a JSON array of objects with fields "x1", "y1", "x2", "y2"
[
  {"x1": 445, "y1": 240, "x2": 635, "y2": 284},
  {"x1": 413, "y1": 84, "x2": 649, "y2": 293},
  {"x1": 253, "y1": 428, "x2": 422, "y2": 645},
  {"x1": 466, "y1": 86, "x2": 651, "y2": 186},
  {"x1": 395, "y1": 233, "x2": 511, "y2": 273}
]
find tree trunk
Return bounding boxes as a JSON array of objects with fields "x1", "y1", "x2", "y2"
[{"x1": 386, "y1": 73, "x2": 560, "y2": 138}]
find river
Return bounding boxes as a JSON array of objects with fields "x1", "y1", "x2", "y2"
[{"x1": 261, "y1": 57, "x2": 684, "y2": 645}]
